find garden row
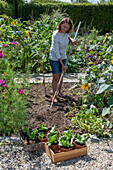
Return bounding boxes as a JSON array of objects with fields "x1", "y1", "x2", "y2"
[
  {"x1": 70, "y1": 32, "x2": 113, "y2": 137},
  {"x1": 0, "y1": 13, "x2": 113, "y2": 137}
]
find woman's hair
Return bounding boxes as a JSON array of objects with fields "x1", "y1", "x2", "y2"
[{"x1": 56, "y1": 18, "x2": 73, "y2": 33}]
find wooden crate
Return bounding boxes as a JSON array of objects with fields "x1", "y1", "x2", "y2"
[
  {"x1": 20, "y1": 137, "x2": 45, "y2": 152},
  {"x1": 45, "y1": 143, "x2": 87, "y2": 163},
  {"x1": 24, "y1": 142, "x2": 45, "y2": 152}
]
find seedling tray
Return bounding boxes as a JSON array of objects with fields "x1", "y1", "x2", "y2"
[
  {"x1": 24, "y1": 142, "x2": 45, "y2": 152},
  {"x1": 20, "y1": 137, "x2": 45, "y2": 152},
  {"x1": 45, "y1": 143, "x2": 87, "y2": 163}
]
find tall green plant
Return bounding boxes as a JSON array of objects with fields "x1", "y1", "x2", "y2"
[
  {"x1": 0, "y1": 16, "x2": 31, "y2": 136},
  {"x1": 0, "y1": 68, "x2": 28, "y2": 136}
]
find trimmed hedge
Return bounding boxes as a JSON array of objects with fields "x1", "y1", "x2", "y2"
[
  {"x1": 18, "y1": 3, "x2": 113, "y2": 33},
  {"x1": 0, "y1": 1, "x2": 13, "y2": 17},
  {"x1": 0, "y1": 1, "x2": 113, "y2": 33}
]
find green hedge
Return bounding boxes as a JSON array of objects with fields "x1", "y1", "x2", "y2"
[
  {"x1": 0, "y1": 1, "x2": 113, "y2": 33},
  {"x1": 0, "y1": 1, "x2": 13, "y2": 17},
  {"x1": 18, "y1": 3, "x2": 113, "y2": 33}
]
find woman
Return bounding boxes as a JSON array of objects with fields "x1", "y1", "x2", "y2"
[{"x1": 49, "y1": 18, "x2": 75, "y2": 103}]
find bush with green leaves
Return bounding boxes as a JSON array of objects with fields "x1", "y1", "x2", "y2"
[
  {"x1": 0, "y1": 69, "x2": 28, "y2": 136},
  {"x1": 82, "y1": 33, "x2": 113, "y2": 111},
  {"x1": 71, "y1": 32, "x2": 113, "y2": 110},
  {"x1": 0, "y1": 14, "x2": 62, "y2": 74},
  {"x1": 0, "y1": 15, "x2": 31, "y2": 136},
  {"x1": 71, "y1": 105, "x2": 112, "y2": 137}
]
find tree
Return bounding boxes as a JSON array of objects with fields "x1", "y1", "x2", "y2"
[
  {"x1": 107, "y1": 0, "x2": 113, "y2": 2},
  {"x1": 13, "y1": 0, "x2": 26, "y2": 19},
  {"x1": 30, "y1": 0, "x2": 57, "y2": 3},
  {"x1": 99, "y1": 0, "x2": 106, "y2": 3},
  {"x1": 71, "y1": 0, "x2": 90, "y2": 3}
]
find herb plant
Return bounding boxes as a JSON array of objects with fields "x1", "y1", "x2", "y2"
[
  {"x1": 38, "y1": 132, "x2": 45, "y2": 139},
  {"x1": 49, "y1": 126, "x2": 58, "y2": 135},
  {"x1": 73, "y1": 133, "x2": 89, "y2": 145},
  {"x1": 47, "y1": 133, "x2": 58, "y2": 147},
  {"x1": 59, "y1": 136, "x2": 73, "y2": 148},
  {"x1": 63, "y1": 130, "x2": 73, "y2": 140},
  {"x1": 39, "y1": 124, "x2": 48, "y2": 131},
  {"x1": 27, "y1": 128, "x2": 38, "y2": 140}
]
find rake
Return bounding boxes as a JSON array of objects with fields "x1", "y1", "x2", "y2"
[{"x1": 49, "y1": 21, "x2": 81, "y2": 112}]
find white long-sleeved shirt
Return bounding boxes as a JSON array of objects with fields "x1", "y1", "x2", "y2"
[{"x1": 49, "y1": 30, "x2": 69, "y2": 61}]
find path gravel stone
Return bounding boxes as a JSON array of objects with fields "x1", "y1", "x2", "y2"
[
  {"x1": 14, "y1": 73, "x2": 85, "y2": 84},
  {"x1": 0, "y1": 136, "x2": 113, "y2": 170}
]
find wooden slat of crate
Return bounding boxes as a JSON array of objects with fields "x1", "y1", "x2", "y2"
[
  {"x1": 45, "y1": 143, "x2": 87, "y2": 163},
  {"x1": 24, "y1": 142, "x2": 45, "y2": 152}
]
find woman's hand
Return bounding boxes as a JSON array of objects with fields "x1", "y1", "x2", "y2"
[
  {"x1": 62, "y1": 64, "x2": 66, "y2": 73},
  {"x1": 58, "y1": 58, "x2": 66, "y2": 72},
  {"x1": 69, "y1": 37, "x2": 75, "y2": 46},
  {"x1": 71, "y1": 38, "x2": 75, "y2": 46}
]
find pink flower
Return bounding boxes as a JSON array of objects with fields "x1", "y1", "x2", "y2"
[
  {"x1": 3, "y1": 44, "x2": 7, "y2": 47},
  {"x1": 10, "y1": 41, "x2": 17, "y2": 45},
  {"x1": 17, "y1": 90, "x2": 24, "y2": 94},
  {"x1": 1, "y1": 83, "x2": 6, "y2": 87},
  {"x1": 0, "y1": 51, "x2": 3, "y2": 59},
  {"x1": 0, "y1": 79, "x2": 6, "y2": 87}
]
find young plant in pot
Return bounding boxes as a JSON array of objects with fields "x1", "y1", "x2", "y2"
[
  {"x1": 21, "y1": 127, "x2": 30, "y2": 140},
  {"x1": 47, "y1": 132, "x2": 59, "y2": 153},
  {"x1": 48, "y1": 126, "x2": 60, "y2": 138},
  {"x1": 72, "y1": 133, "x2": 89, "y2": 149},
  {"x1": 59, "y1": 130, "x2": 74, "y2": 152},
  {"x1": 21, "y1": 128, "x2": 32, "y2": 145},
  {"x1": 22, "y1": 128, "x2": 39, "y2": 145},
  {"x1": 38, "y1": 124, "x2": 48, "y2": 142},
  {"x1": 27, "y1": 128, "x2": 39, "y2": 144}
]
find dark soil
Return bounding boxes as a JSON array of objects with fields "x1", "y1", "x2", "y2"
[{"x1": 27, "y1": 82, "x2": 82, "y2": 135}]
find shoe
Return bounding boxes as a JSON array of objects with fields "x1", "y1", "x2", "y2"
[{"x1": 58, "y1": 93, "x2": 65, "y2": 98}]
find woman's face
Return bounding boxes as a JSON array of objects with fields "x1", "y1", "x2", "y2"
[{"x1": 60, "y1": 23, "x2": 70, "y2": 33}]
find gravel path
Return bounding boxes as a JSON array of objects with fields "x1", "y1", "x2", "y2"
[
  {"x1": 0, "y1": 136, "x2": 113, "y2": 170},
  {"x1": 15, "y1": 73, "x2": 85, "y2": 84}
]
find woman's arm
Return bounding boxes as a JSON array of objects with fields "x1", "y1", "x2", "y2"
[
  {"x1": 58, "y1": 58, "x2": 66, "y2": 72},
  {"x1": 52, "y1": 33, "x2": 61, "y2": 60}
]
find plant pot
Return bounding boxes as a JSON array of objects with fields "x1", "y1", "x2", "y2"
[
  {"x1": 59, "y1": 146, "x2": 73, "y2": 152},
  {"x1": 38, "y1": 127, "x2": 52, "y2": 142},
  {"x1": 49, "y1": 144, "x2": 59, "y2": 153},
  {"x1": 24, "y1": 139, "x2": 28, "y2": 145},
  {"x1": 38, "y1": 137, "x2": 47, "y2": 142},
  {"x1": 29, "y1": 140, "x2": 35, "y2": 144},
  {"x1": 72, "y1": 140, "x2": 86, "y2": 149}
]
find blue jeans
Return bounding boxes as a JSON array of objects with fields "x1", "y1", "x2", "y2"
[{"x1": 49, "y1": 59, "x2": 67, "y2": 74}]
